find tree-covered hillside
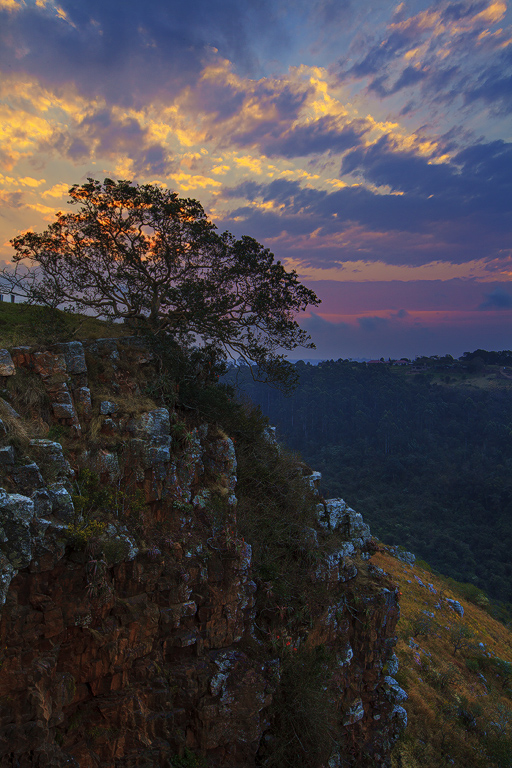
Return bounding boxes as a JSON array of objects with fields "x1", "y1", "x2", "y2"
[{"x1": 227, "y1": 358, "x2": 512, "y2": 606}]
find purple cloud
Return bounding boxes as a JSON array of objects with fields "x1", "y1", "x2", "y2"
[{"x1": 479, "y1": 287, "x2": 512, "y2": 310}]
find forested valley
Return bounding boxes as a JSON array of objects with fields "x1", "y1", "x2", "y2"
[{"x1": 226, "y1": 354, "x2": 512, "y2": 612}]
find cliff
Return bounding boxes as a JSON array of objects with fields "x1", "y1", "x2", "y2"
[{"x1": 0, "y1": 337, "x2": 405, "y2": 767}]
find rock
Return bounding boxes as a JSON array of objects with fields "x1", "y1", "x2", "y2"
[
  {"x1": 317, "y1": 499, "x2": 371, "y2": 546},
  {"x1": 51, "y1": 341, "x2": 87, "y2": 375},
  {"x1": 391, "y1": 705, "x2": 408, "y2": 729},
  {"x1": 0, "y1": 338, "x2": 403, "y2": 768},
  {"x1": 85, "y1": 450, "x2": 121, "y2": 483},
  {"x1": 383, "y1": 676, "x2": 408, "y2": 703},
  {"x1": 29, "y1": 439, "x2": 73, "y2": 480},
  {"x1": 388, "y1": 545, "x2": 416, "y2": 566},
  {"x1": 33, "y1": 351, "x2": 67, "y2": 380},
  {"x1": 386, "y1": 652, "x2": 399, "y2": 676},
  {"x1": 343, "y1": 697, "x2": 365, "y2": 725},
  {"x1": 0, "y1": 397, "x2": 21, "y2": 420},
  {"x1": 74, "y1": 387, "x2": 92, "y2": 418},
  {"x1": 0, "y1": 554, "x2": 17, "y2": 607},
  {"x1": 0, "y1": 445, "x2": 15, "y2": 465},
  {"x1": 48, "y1": 484, "x2": 75, "y2": 522},
  {"x1": 446, "y1": 598, "x2": 464, "y2": 617},
  {"x1": 127, "y1": 408, "x2": 170, "y2": 441},
  {"x1": 0, "y1": 349, "x2": 15, "y2": 377},
  {"x1": 83, "y1": 338, "x2": 120, "y2": 363},
  {"x1": 10, "y1": 462, "x2": 45, "y2": 495},
  {"x1": 100, "y1": 401, "x2": 119, "y2": 415},
  {"x1": 31, "y1": 488, "x2": 54, "y2": 517},
  {"x1": 0, "y1": 491, "x2": 36, "y2": 568},
  {"x1": 306, "y1": 470, "x2": 322, "y2": 493}
]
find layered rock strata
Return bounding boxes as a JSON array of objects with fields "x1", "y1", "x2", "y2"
[{"x1": 0, "y1": 338, "x2": 405, "y2": 767}]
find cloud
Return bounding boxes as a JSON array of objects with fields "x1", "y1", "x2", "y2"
[
  {"x1": 245, "y1": 117, "x2": 370, "y2": 159},
  {"x1": 478, "y1": 287, "x2": 512, "y2": 309},
  {"x1": 299, "y1": 306, "x2": 512, "y2": 360},
  {"x1": 219, "y1": 133, "x2": 512, "y2": 267},
  {"x1": 40, "y1": 107, "x2": 175, "y2": 176},
  {"x1": 358, "y1": 315, "x2": 390, "y2": 331},
  {"x1": 0, "y1": 0, "x2": 291, "y2": 108},
  {"x1": 337, "y1": 0, "x2": 512, "y2": 117}
]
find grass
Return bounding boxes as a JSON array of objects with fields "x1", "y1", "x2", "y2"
[
  {"x1": 0, "y1": 302, "x2": 129, "y2": 348},
  {"x1": 371, "y1": 548, "x2": 512, "y2": 768}
]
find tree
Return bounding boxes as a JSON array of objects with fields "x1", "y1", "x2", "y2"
[{"x1": 1, "y1": 178, "x2": 319, "y2": 390}]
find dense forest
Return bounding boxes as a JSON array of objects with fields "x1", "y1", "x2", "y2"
[{"x1": 225, "y1": 354, "x2": 512, "y2": 606}]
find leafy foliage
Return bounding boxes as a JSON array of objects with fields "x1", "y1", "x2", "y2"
[
  {"x1": 228, "y1": 359, "x2": 512, "y2": 604},
  {"x1": 2, "y1": 178, "x2": 319, "y2": 390}
]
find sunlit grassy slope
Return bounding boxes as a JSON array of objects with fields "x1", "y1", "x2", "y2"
[
  {"x1": 371, "y1": 548, "x2": 512, "y2": 767},
  {"x1": 0, "y1": 302, "x2": 129, "y2": 347}
]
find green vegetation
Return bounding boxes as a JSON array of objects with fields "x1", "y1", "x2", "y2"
[
  {"x1": 0, "y1": 301, "x2": 127, "y2": 348},
  {"x1": 170, "y1": 748, "x2": 207, "y2": 768},
  {"x1": 228, "y1": 357, "x2": 512, "y2": 606}
]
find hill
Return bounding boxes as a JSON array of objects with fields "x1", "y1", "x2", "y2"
[
  {"x1": 372, "y1": 546, "x2": 512, "y2": 768},
  {"x1": 0, "y1": 302, "x2": 129, "y2": 348}
]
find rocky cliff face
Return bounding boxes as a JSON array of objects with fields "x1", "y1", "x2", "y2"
[{"x1": 0, "y1": 338, "x2": 405, "y2": 767}]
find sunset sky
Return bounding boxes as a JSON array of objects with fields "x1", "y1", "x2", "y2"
[{"x1": 1, "y1": 0, "x2": 511, "y2": 359}]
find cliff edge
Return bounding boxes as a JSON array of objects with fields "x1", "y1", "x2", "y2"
[{"x1": 0, "y1": 337, "x2": 405, "y2": 767}]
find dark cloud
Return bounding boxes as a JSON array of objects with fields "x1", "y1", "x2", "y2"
[
  {"x1": 0, "y1": 0, "x2": 289, "y2": 107},
  {"x1": 463, "y1": 50, "x2": 512, "y2": 114},
  {"x1": 218, "y1": 135, "x2": 512, "y2": 267},
  {"x1": 0, "y1": 191, "x2": 24, "y2": 209},
  {"x1": 190, "y1": 81, "x2": 247, "y2": 123},
  {"x1": 358, "y1": 315, "x2": 390, "y2": 331},
  {"x1": 40, "y1": 107, "x2": 175, "y2": 176},
  {"x1": 231, "y1": 116, "x2": 370, "y2": 158},
  {"x1": 342, "y1": 136, "x2": 512, "y2": 216},
  {"x1": 478, "y1": 288, "x2": 512, "y2": 310},
  {"x1": 440, "y1": 1, "x2": 488, "y2": 22},
  {"x1": 341, "y1": 136, "x2": 460, "y2": 197}
]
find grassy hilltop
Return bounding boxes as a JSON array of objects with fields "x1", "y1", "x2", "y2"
[{"x1": 0, "y1": 302, "x2": 129, "y2": 348}]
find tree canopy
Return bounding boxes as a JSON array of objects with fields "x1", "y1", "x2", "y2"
[{"x1": 2, "y1": 178, "x2": 319, "y2": 389}]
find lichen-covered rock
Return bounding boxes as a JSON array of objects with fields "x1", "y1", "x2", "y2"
[
  {"x1": 74, "y1": 386, "x2": 92, "y2": 418},
  {"x1": 99, "y1": 400, "x2": 119, "y2": 415},
  {"x1": 0, "y1": 490, "x2": 35, "y2": 568},
  {"x1": 383, "y1": 675, "x2": 408, "y2": 703},
  {"x1": 344, "y1": 697, "x2": 365, "y2": 725},
  {"x1": 446, "y1": 598, "x2": 464, "y2": 617},
  {"x1": 9, "y1": 462, "x2": 45, "y2": 496},
  {"x1": 0, "y1": 349, "x2": 15, "y2": 377},
  {"x1": 318, "y1": 499, "x2": 371, "y2": 548},
  {"x1": 83, "y1": 337, "x2": 120, "y2": 363},
  {"x1": 29, "y1": 440, "x2": 74, "y2": 481},
  {"x1": 0, "y1": 551, "x2": 16, "y2": 606},
  {"x1": 33, "y1": 350, "x2": 67, "y2": 380},
  {"x1": 48, "y1": 484, "x2": 75, "y2": 522},
  {"x1": 51, "y1": 341, "x2": 87, "y2": 375}
]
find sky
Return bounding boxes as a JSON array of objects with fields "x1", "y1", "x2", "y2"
[{"x1": 0, "y1": 0, "x2": 511, "y2": 360}]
